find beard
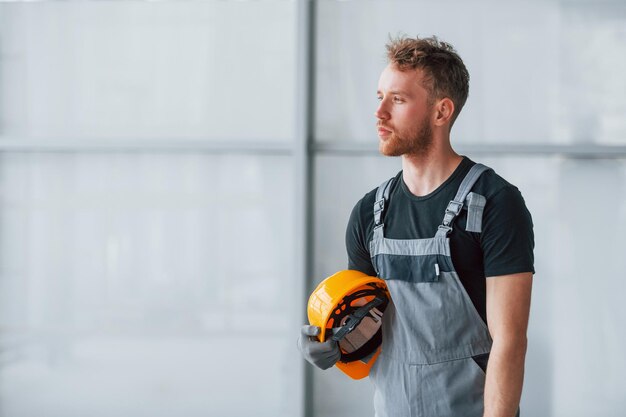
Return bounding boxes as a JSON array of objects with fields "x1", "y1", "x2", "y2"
[{"x1": 378, "y1": 117, "x2": 433, "y2": 157}]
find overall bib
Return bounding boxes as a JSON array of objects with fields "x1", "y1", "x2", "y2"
[{"x1": 368, "y1": 163, "x2": 493, "y2": 417}]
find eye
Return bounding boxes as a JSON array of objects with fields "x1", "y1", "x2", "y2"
[
  {"x1": 393, "y1": 96, "x2": 404, "y2": 103},
  {"x1": 376, "y1": 95, "x2": 383, "y2": 101}
]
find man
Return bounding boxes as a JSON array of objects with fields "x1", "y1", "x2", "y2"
[{"x1": 299, "y1": 36, "x2": 534, "y2": 417}]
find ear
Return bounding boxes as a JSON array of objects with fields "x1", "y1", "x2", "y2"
[{"x1": 433, "y1": 98, "x2": 455, "y2": 128}]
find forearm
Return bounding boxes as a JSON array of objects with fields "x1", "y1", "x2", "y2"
[{"x1": 483, "y1": 337, "x2": 527, "y2": 417}]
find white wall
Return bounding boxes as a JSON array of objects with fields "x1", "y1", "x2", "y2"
[
  {"x1": 0, "y1": 1, "x2": 295, "y2": 141},
  {"x1": 1, "y1": 1, "x2": 625, "y2": 417},
  {"x1": 0, "y1": 2, "x2": 300, "y2": 417}
]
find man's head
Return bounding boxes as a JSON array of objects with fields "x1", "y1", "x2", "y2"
[
  {"x1": 375, "y1": 36, "x2": 469, "y2": 157},
  {"x1": 386, "y1": 36, "x2": 469, "y2": 125}
]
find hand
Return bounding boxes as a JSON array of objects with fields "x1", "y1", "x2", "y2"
[{"x1": 297, "y1": 325, "x2": 340, "y2": 370}]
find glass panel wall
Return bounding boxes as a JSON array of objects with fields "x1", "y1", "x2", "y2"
[
  {"x1": 315, "y1": 0, "x2": 626, "y2": 145},
  {"x1": 0, "y1": 1, "x2": 300, "y2": 417},
  {"x1": 0, "y1": 153, "x2": 296, "y2": 417},
  {"x1": 0, "y1": 1, "x2": 296, "y2": 142},
  {"x1": 1, "y1": 1, "x2": 625, "y2": 416}
]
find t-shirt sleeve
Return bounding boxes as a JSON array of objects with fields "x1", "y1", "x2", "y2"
[
  {"x1": 481, "y1": 186, "x2": 535, "y2": 277},
  {"x1": 346, "y1": 198, "x2": 377, "y2": 276}
]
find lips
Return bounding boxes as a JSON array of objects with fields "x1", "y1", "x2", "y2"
[{"x1": 377, "y1": 125, "x2": 392, "y2": 136}]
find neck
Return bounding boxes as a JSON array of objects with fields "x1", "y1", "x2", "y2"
[{"x1": 401, "y1": 143, "x2": 463, "y2": 197}]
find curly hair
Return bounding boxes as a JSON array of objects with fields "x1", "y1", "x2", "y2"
[{"x1": 386, "y1": 35, "x2": 469, "y2": 126}]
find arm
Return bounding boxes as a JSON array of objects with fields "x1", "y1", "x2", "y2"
[{"x1": 483, "y1": 272, "x2": 533, "y2": 417}]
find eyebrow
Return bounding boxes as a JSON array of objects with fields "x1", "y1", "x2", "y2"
[{"x1": 377, "y1": 90, "x2": 412, "y2": 97}]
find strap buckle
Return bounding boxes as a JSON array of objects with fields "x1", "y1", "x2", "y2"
[
  {"x1": 446, "y1": 200, "x2": 464, "y2": 216},
  {"x1": 374, "y1": 199, "x2": 385, "y2": 213},
  {"x1": 437, "y1": 225, "x2": 453, "y2": 236},
  {"x1": 442, "y1": 200, "x2": 464, "y2": 227},
  {"x1": 373, "y1": 199, "x2": 385, "y2": 227},
  {"x1": 331, "y1": 297, "x2": 384, "y2": 342}
]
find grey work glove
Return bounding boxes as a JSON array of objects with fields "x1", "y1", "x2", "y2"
[{"x1": 297, "y1": 325, "x2": 340, "y2": 370}]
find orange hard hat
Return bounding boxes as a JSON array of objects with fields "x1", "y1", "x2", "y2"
[{"x1": 307, "y1": 270, "x2": 390, "y2": 379}]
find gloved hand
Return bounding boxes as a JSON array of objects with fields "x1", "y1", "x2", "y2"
[{"x1": 297, "y1": 325, "x2": 340, "y2": 370}]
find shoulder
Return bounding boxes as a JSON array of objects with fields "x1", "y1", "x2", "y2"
[
  {"x1": 472, "y1": 165, "x2": 520, "y2": 200},
  {"x1": 469, "y1": 163, "x2": 533, "y2": 234},
  {"x1": 467, "y1": 162, "x2": 533, "y2": 227},
  {"x1": 352, "y1": 171, "x2": 402, "y2": 216},
  {"x1": 347, "y1": 172, "x2": 402, "y2": 237},
  {"x1": 472, "y1": 167, "x2": 535, "y2": 275},
  {"x1": 350, "y1": 188, "x2": 377, "y2": 225}
]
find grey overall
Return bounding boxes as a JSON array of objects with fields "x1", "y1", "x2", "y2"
[{"x1": 368, "y1": 164, "x2": 493, "y2": 417}]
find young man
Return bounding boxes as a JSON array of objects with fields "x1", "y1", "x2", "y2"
[{"x1": 299, "y1": 36, "x2": 534, "y2": 417}]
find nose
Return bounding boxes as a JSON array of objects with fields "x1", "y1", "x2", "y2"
[{"x1": 375, "y1": 99, "x2": 390, "y2": 121}]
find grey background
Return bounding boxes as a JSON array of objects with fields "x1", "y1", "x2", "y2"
[{"x1": 1, "y1": 1, "x2": 625, "y2": 417}]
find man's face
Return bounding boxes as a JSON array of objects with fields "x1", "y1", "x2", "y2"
[{"x1": 375, "y1": 65, "x2": 433, "y2": 157}]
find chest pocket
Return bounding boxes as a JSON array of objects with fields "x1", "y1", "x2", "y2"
[
  {"x1": 376, "y1": 254, "x2": 440, "y2": 283},
  {"x1": 370, "y1": 236, "x2": 457, "y2": 284}
]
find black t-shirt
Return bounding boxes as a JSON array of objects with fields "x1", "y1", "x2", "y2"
[{"x1": 345, "y1": 156, "x2": 535, "y2": 323}]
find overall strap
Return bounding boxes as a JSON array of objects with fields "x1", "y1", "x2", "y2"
[
  {"x1": 373, "y1": 176, "x2": 395, "y2": 229},
  {"x1": 436, "y1": 163, "x2": 491, "y2": 238}
]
